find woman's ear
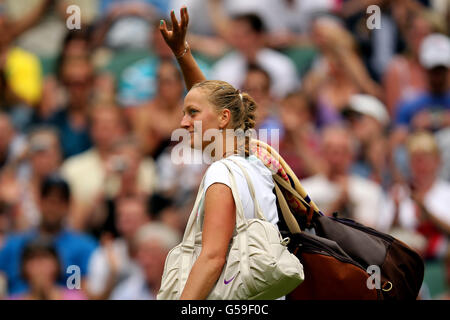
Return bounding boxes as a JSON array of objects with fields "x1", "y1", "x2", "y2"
[{"x1": 219, "y1": 108, "x2": 231, "y2": 129}]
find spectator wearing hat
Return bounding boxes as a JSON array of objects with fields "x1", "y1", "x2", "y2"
[
  {"x1": 390, "y1": 33, "x2": 450, "y2": 181},
  {"x1": 0, "y1": 174, "x2": 97, "y2": 296},
  {"x1": 379, "y1": 131, "x2": 450, "y2": 261},
  {"x1": 394, "y1": 33, "x2": 450, "y2": 132},
  {"x1": 343, "y1": 94, "x2": 392, "y2": 189}
]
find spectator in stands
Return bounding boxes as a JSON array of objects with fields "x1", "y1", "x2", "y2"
[
  {"x1": 342, "y1": 94, "x2": 392, "y2": 189},
  {"x1": 59, "y1": 104, "x2": 125, "y2": 230},
  {"x1": 242, "y1": 64, "x2": 282, "y2": 135},
  {"x1": 0, "y1": 174, "x2": 97, "y2": 296},
  {"x1": 206, "y1": 0, "x2": 333, "y2": 49},
  {"x1": 79, "y1": 136, "x2": 157, "y2": 238},
  {"x1": 110, "y1": 222, "x2": 180, "y2": 299},
  {"x1": 379, "y1": 132, "x2": 450, "y2": 260},
  {"x1": 303, "y1": 15, "x2": 383, "y2": 127},
  {"x1": 210, "y1": 13, "x2": 299, "y2": 98},
  {"x1": 9, "y1": 238, "x2": 86, "y2": 300},
  {"x1": 45, "y1": 54, "x2": 95, "y2": 158},
  {"x1": 92, "y1": 0, "x2": 166, "y2": 50},
  {"x1": 0, "y1": 112, "x2": 27, "y2": 171},
  {"x1": 383, "y1": 11, "x2": 433, "y2": 117},
  {"x1": 394, "y1": 33, "x2": 450, "y2": 132},
  {"x1": 391, "y1": 33, "x2": 450, "y2": 180},
  {"x1": 87, "y1": 195, "x2": 150, "y2": 300},
  {"x1": 278, "y1": 91, "x2": 322, "y2": 179},
  {"x1": 27, "y1": 29, "x2": 94, "y2": 131},
  {"x1": 302, "y1": 125, "x2": 385, "y2": 228},
  {"x1": 0, "y1": 127, "x2": 63, "y2": 231},
  {"x1": 132, "y1": 59, "x2": 184, "y2": 158},
  {"x1": 61, "y1": 105, "x2": 157, "y2": 232}
]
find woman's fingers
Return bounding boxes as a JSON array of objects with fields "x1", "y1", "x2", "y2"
[
  {"x1": 185, "y1": 7, "x2": 190, "y2": 26},
  {"x1": 159, "y1": 20, "x2": 170, "y2": 41},
  {"x1": 180, "y1": 7, "x2": 187, "y2": 29},
  {"x1": 170, "y1": 10, "x2": 180, "y2": 33}
]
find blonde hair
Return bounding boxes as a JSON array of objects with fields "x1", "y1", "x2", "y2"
[
  {"x1": 135, "y1": 222, "x2": 181, "y2": 252},
  {"x1": 407, "y1": 131, "x2": 440, "y2": 156},
  {"x1": 191, "y1": 80, "x2": 257, "y2": 132}
]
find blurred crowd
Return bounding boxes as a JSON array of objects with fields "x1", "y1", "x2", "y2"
[{"x1": 0, "y1": 0, "x2": 449, "y2": 300}]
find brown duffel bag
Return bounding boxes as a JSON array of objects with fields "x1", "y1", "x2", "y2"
[{"x1": 274, "y1": 181, "x2": 424, "y2": 300}]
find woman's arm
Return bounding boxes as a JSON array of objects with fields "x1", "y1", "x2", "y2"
[
  {"x1": 160, "y1": 7, "x2": 206, "y2": 90},
  {"x1": 180, "y1": 183, "x2": 236, "y2": 300}
]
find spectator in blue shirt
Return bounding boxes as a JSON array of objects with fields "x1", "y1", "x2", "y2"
[
  {"x1": 395, "y1": 34, "x2": 450, "y2": 132},
  {"x1": 391, "y1": 33, "x2": 450, "y2": 183},
  {"x1": 0, "y1": 174, "x2": 97, "y2": 296}
]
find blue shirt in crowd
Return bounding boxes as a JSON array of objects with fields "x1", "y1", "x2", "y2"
[
  {"x1": 395, "y1": 92, "x2": 450, "y2": 128},
  {"x1": 46, "y1": 109, "x2": 92, "y2": 159},
  {"x1": 0, "y1": 228, "x2": 98, "y2": 295}
]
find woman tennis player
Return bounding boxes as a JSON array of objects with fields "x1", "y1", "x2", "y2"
[{"x1": 160, "y1": 7, "x2": 280, "y2": 300}]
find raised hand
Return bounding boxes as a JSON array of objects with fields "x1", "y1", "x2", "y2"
[
  {"x1": 160, "y1": 7, "x2": 190, "y2": 58},
  {"x1": 158, "y1": 6, "x2": 206, "y2": 90}
]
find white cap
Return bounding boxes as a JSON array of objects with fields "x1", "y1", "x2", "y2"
[
  {"x1": 419, "y1": 33, "x2": 450, "y2": 69},
  {"x1": 348, "y1": 94, "x2": 389, "y2": 126}
]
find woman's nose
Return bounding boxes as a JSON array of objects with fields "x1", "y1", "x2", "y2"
[{"x1": 180, "y1": 115, "x2": 191, "y2": 129}]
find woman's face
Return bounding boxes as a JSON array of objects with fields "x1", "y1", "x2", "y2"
[
  {"x1": 408, "y1": 16, "x2": 431, "y2": 55},
  {"x1": 156, "y1": 62, "x2": 183, "y2": 103},
  {"x1": 181, "y1": 88, "x2": 222, "y2": 149},
  {"x1": 24, "y1": 254, "x2": 59, "y2": 289}
]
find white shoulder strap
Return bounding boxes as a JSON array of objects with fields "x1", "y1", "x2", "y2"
[{"x1": 224, "y1": 158, "x2": 266, "y2": 221}]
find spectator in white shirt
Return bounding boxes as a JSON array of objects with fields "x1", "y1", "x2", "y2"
[
  {"x1": 210, "y1": 13, "x2": 299, "y2": 99},
  {"x1": 110, "y1": 222, "x2": 180, "y2": 300},
  {"x1": 379, "y1": 131, "x2": 450, "y2": 260},
  {"x1": 302, "y1": 125, "x2": 385, "y2": 229}
]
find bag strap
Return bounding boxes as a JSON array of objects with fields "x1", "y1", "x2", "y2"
[
  {"x1": 181, "y1": 175, "x2": 206, "y2": 248},
  {"x1": 221, "y1": 160, "x2": 258, "y2": 295},
  {"x1": 178, "y1": 174, "x2": 207, "y2": 293},
  {"x1": 220, "y1": 160, "x2": 252, "y2": 230},
  {"x1": 225, "y1": 158, "x2": 266, "y2": 221},
  {"x1": 274, "y1": 183, "x2": 302, "y2": 234},
  {"x1": 273, "y1": 173, "x2": 318, "y2": 226}
]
